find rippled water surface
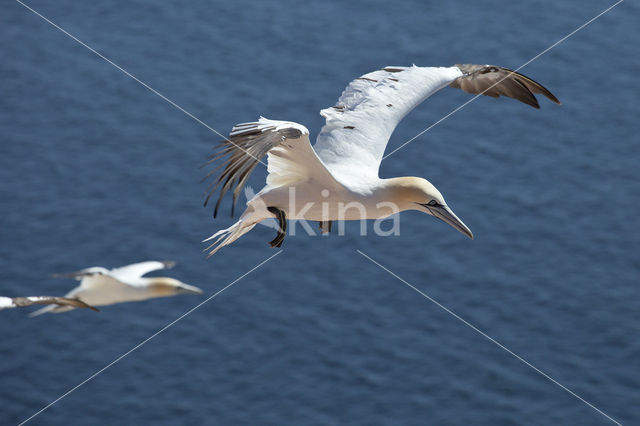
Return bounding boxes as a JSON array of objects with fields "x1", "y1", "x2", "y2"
[{"x1": 1, "y1": 1, "x2": 639, "y2": 424}]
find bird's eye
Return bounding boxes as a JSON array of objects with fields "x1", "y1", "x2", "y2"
[{"x1": 428, "y1": 200, "x2": 438, "y2": 206}]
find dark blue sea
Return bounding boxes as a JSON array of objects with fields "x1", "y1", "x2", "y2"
[{"x1": 2, "y1": 1, "x2": 638, "y2": 424}]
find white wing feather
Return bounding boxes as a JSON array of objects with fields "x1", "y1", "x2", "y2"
[
  {"x1": 313, "y1": 66, "x2": 463, "y2": 182},
  {"x1": 109, "y1": 261, "x2": 175, "y2": 283},
  {"x1": 204, "y1": 117, "x2": 340, "y2": 216},
  {"x1": 0, "y1": 297, "x2": 14, "y2": 309}
]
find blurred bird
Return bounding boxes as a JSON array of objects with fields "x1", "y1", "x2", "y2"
[
  {"x1": 202, "y1": 64, "x2": 559, "y2": 255},
  {"x1": 29, "y1": 261, "x2": 202, "y2": 317},
  {"x1": 1, "y1": 296, "x2": 98, "y2": 312}
]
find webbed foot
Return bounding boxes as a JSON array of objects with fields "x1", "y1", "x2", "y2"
[{"x1": 267, "y1": 206, "x2": 287, "y2": 248}]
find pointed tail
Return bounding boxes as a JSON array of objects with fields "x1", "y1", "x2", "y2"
[{"x1": 203, "y1": 219, "x2": 256, "y2": 257}]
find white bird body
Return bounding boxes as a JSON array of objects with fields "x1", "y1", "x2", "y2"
[
  {"x1": 29, "y1": 261, "x2": 202, "y2": 317},
  {"x1": 203, "y1": 64, "x2": 559, "y2": 254},
  {"x1": 63, "y1": 275, "x2": 170, "y2": 306},
  {"x1": 249, "y1": 178, "x2": 423, "y2": 221}
]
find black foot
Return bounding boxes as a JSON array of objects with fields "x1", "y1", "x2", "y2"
[
  {"x1": 267, "y1": 206, "x2": 287, "y2": 248},
  {"x1": 318, "y1": 221, "x2": 332, "y2": 234}
]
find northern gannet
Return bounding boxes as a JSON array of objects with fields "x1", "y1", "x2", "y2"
[
  {"x1": 203, "y1": 64, "x2": 559, "y2": 255},
  {"x1": 29, "y1": 261, "x2": 203, "y2": 317},
  {"x1": 1, "y1": 296, "x2": 98, "y2": 312}
]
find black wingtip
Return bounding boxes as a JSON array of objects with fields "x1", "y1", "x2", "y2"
[{"x1": 453, "y1": 64, "x2": 560, "y2": 109}]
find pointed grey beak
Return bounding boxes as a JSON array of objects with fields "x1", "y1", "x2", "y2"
[
  {"x1": 177, "y1": 283, "x2": 204, "y2": 295},
  {"x1": 429, "y1": 204, "x2": 474, "y2": 239}
]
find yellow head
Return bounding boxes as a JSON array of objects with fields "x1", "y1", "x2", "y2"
[
  {"x1": 385, "y1": 177, "x2": 473, "y2": 239},
  {"x1": 148, "y1": 277, "x2": 204, "y2": 297}
]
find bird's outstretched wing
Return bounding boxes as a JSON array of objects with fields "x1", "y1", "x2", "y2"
[
  {"x1": 51, "y1": 266, "x2": 110, "y2": 280},
  {"x1": 203, "y1": 117, "x2": 338, "y2": 217},
  {"x1": 0, "y1": 296, "x2": 98, "y2": 311},
  {"x1": 110, "y1": 261, "x2": 176, "y2": 282},
  {"x1": 313, "y1": 64, "x2": 559, "y2": 182}
]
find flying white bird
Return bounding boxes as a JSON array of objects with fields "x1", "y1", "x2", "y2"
[
  {"x1": 1, "y1": 296, "x2": 98, "y2": 312},
  {"x1": 202, "y1": 64, "x2": 559, "y2": 255},
  {"x1": 29, "y1": 261, "x2": 202, "y2": 317}
]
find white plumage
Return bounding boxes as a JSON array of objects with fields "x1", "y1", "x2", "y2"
[
  {"x1": 29, "y1": 261, "x2": 202, "y2": 317},
  {"x1": 315, "y1": 66, "x2": 464, "y2": 181},
  {"x1": 203, "y1": 64, "x2": 559, "y2": 255}
]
